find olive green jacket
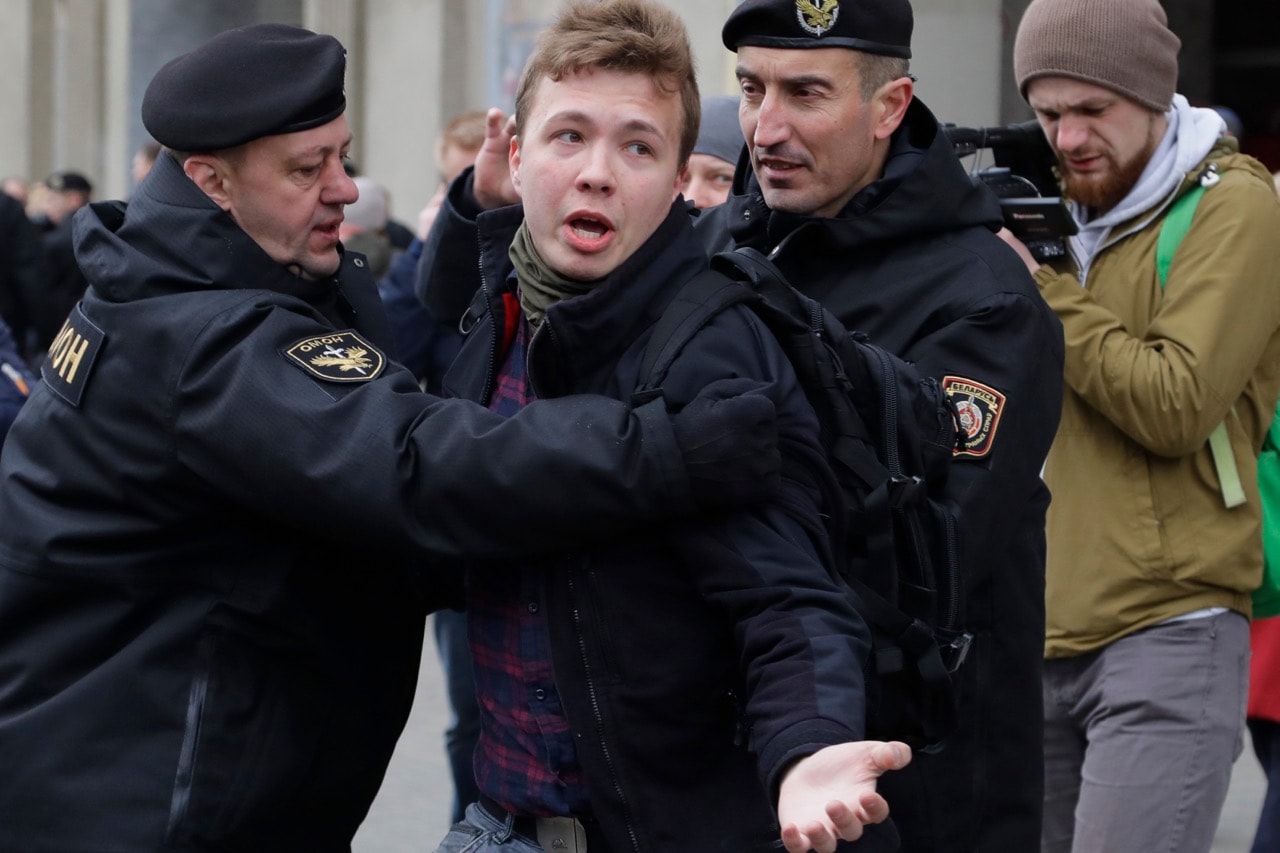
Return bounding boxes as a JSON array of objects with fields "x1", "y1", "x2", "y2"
[{"x1": 1037, "y1": 139, "x2": 1280, "y2": 658}]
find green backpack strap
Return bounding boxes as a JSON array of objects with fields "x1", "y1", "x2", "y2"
[
  {"x1": 1156, "y1": 164, "x2": 1246, "y2": 509},
  {"x1": 1156, "y1": 184, "x2": 1206, "y2": 289},
  {"x1": 1258, "y1": 408, "x2": 1280, "y2": 617}
]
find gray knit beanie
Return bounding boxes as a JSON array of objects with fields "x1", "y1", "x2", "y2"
[
  {"x1": 1013, "y1": 0, "x2": 1180, "y2": 112},
  {"x1": 694, "y1": 96, "x2": 744, "y2": 166}
]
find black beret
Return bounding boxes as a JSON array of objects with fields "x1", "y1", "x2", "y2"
[
  {"x1": 723, "y1": 0, "x2": 913, "y2": 59},
  {"x1": 141, "y1": 23, "x2": 347, "y2": 151}
]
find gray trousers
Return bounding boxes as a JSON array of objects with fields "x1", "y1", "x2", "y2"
[{"x1": 1042, "y1": 610, "x2": 1249, "y2": 853}]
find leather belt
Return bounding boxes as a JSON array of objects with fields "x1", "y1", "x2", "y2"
[{"x1": 478, "y1": 794, "x2": 611, "y2": 853}]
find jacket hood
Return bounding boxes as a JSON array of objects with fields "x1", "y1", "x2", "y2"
[
  {"x1": 73, "y1": 152, "x2": 342, "y2": 306},
  {"x1": 727, "y1": 97, "x2": 1002, "y2": 252}
]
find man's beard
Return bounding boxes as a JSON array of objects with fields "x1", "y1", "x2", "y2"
[{"x1": 1058, "y1": 118, "x2": 1162, "y2": 215}]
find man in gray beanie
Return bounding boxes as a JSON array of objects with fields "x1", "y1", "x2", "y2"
[
  {"x1": 1001, "y1": 2, "x2": 1280, "y2": 851},
  {"x1": 419, "y1": 1, "x2": 1066, "y2": 851},
  {"x1": 0, "y1": 21, "x2": 788, "y2": 852},
  {"x1": 680, "y1": 94, "x2": 743, "y2": 209}
]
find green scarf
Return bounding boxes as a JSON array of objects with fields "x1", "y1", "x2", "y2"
[{"x1": 509, "y1": 221, "x2": 597, "y2": 328}]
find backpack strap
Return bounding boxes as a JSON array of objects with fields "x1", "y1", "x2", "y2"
[
  {"x1": 1156, "y1": 184, "x2": 1206, "y2": 289},
  {"x1": 1155, "y1": 163, "x2": 1244, "y2": 509},
  {"x1": 635, "y1": 268, "x2": 757, "y2": 395}
]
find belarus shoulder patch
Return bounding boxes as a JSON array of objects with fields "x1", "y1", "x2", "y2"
[
  {"x1": 943, "y1": 375, "x2": 1006, "y2": 458},
  {"x1": 41, "y1": 304, "x2": 105, "y2": 408},
  {"x1": 284, "y1": 330, "x2": 385, "y2": 383}
]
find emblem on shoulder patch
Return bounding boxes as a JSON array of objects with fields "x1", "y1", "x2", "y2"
[
  {"x1": 284, "y1": 330, "x2": 385, "y2": 383},
  {"x1": 942, "y1": 376, "x2": 1005, "y2": 458},
  {"x1": 797, "y1": 0, "x2": 839, "y2": 36}
]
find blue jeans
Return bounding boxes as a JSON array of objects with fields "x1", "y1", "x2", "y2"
[
  {"x1": 1042, "y1": 611, "x2": 1248, "y2": 853},
  {"x1": 433, "y1": 802, "x2": 544, "y2": 853}
]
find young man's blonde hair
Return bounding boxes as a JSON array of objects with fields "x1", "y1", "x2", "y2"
[{"x1": 514, "y1": 0, "x2": 701, "y2": 167}]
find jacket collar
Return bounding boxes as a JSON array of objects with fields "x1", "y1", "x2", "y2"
[
  {"x1": 477, "y1": 200, "x2": 707, "y2": 398},
  {"x1": 74, "y1": 152, "x2": 350, "y2": 307}
]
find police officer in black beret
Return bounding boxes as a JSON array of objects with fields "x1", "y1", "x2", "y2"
[
  {"x1": 0, "y1": 22, "x2": 783, "y2": 851},
  {"x1": 422, "y1": 2, "x2": 1066, "y2": 851}
]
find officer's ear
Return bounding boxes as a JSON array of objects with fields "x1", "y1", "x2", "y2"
[
  {"x1": 183, "y1": 153, "x2": 234, "y2": 212},
  {"x1": 872, "y1": 75, "x2": 913, "y2": 141}
]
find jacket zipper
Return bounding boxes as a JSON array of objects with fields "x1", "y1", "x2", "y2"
[
  {"x1": 167, "y1": 636, "x2": 213, "y2": 839},
  {"x1": 568, "y1": 571, "x2": 642, "y2": 853},
  {"x1": 476, "y1": 237, "x2": 500, "y2": 401}
]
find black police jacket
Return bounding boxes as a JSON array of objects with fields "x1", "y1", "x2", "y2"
[
  {"x1": 695, "y1": 98, "x2": 1065, "y2": 853},
  {"x1": 0, "y1": 154, "x2": 712, "y2": 852},
  {"x1": 441, "y1": 202, "x2": 869, "y2": 853}
]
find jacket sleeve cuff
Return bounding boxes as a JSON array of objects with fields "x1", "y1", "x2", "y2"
[
  {"x1": 452, "y1": 168, "x2": 486, "y2": 221},
  {"x1": 1033, "y1": 264, "x2": 1067, "y2": 291},
  {"x1": 761, "y1": 719, "x2": 863, "y2": 803}
]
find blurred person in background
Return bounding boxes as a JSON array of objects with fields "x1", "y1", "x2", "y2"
[
  {"x1": 132, "y1": 139, "x2": 162, "y2": 188},
  {"x1": 341, "y1": 175, "x2": 398, "y2": 280},
  {"x1": 680, "y1": 94, "x2": 741, "y2": 209},
  {"x1": 31, "y1": 171, "x2": 93, "y2": 354},
  {"x1": 0, "y1": 191, "x2": 43, "y2": 361},
  {"x1": 1, "y1": 176, "x2": 27, "y2": 206}
]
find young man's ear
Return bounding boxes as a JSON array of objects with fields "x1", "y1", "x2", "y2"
[
  {"x1": 508, "y1": 135, "x2": 522, "y2": 195},
  {"x1": 873, "y1": 76, "x2": 914, "y2": 141},
  {"x1": 183, "y1": 154, "x2": 233, "y2": 212},
  {"x1": 676, "y1": 162, "x2": 690, "y2": 201}
]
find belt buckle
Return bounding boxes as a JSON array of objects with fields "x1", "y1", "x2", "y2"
[{"x1": 536, "y1": 816, "x2": 589, "y2": 852}]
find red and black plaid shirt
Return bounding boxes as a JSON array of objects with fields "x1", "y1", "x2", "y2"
[{"x1": 469, "y1": 296, "x2": 589, "y2": 817}]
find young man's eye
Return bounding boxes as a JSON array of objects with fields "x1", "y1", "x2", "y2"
[
  {"x1": 627, "y1": 143, "x2": 652, "y2": 157},
  {"x1": 555, "y1": 130, "x2": 583, "y2": 143}
]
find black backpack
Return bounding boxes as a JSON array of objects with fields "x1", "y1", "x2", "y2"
[{"x1": 636, "y1": 247, "x2": 971, "y2": 751}]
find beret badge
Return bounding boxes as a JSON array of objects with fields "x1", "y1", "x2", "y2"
[{"x1": 797, "y1": 0, "x2": 840, "y2": 37}]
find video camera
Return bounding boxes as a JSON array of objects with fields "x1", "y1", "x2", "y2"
[{"x1": 941, "y1": 120, "x2": 1077, "y2": 263}]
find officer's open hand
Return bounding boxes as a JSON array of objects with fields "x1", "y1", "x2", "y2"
[
  {"x1": 777, "y1": 740, "x2": 911, "y2": 853},
  {"x1": 670, "y1": 378, "x2": 780, "y2": 509}
]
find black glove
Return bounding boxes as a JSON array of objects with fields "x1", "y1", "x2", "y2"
[{"x1": 670, "y1": 378, "x2": 781, "y2": 508}]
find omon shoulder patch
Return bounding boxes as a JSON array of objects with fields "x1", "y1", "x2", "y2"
[
  {"x1": 284, "y1": 330, "x2": 385, "y2": 383},
  {"x1": 42, "y1": 305, "x2": 105, "y2": 407}
]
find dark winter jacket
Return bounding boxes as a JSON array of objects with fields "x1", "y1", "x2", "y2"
[
  {"x1": 416, "y1": 96, "x2": 1065, "y2": 853},
  {"x1": 442, "y1": 202, "x2": 869, "y2": 853},
  {"x1": 0, "y1": 154, "x2": 730, "y2": 852},
  {"x1": 695, "y1": 98, "x2": 1064, "y2": 853}
]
